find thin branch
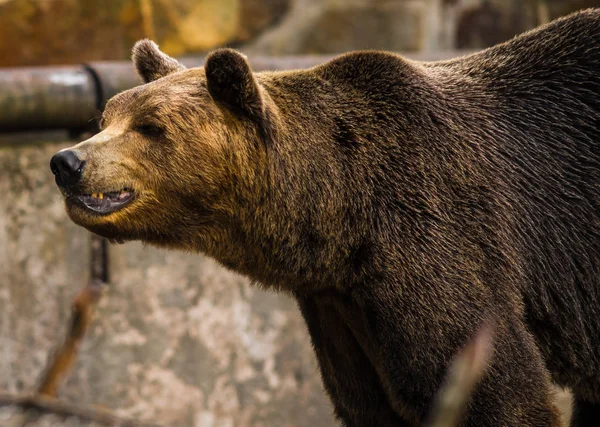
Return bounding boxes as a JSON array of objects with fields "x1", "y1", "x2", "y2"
[
  {"x1": 425, "y1": 322, "x2": 494, "y2": 427},
  {"x1": 37, "y1": 282, "x2": 104, "y2": 397},
  {"x1": 0, "y1": 393, "x2": 158, "y2": 426}
]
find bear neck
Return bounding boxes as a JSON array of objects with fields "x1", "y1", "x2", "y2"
[{"x1": 213, "y1": 60, "x2": 475, "y2": 294}]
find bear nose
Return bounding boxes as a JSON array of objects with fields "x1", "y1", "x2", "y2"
[{"x1": 50, "y1": 150, "x2": 84, "y2": 187}]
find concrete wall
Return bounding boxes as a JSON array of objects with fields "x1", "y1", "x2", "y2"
[{"x1": 0, "y1": 138, "x2": 334, "y2": 426}]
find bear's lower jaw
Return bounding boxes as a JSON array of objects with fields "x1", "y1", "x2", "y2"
[
  {"x1": 67, "y1": 189, "x2": 135, "y2": 215},
  {"x1": 65, "y1": 206, "x2": 138, "y2": 244}
]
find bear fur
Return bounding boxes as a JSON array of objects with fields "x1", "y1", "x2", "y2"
[{"x1": 54, "y1": 10, "x2": 600, "y2": 427}]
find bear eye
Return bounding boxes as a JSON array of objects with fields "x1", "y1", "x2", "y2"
[{"x1": 135, "y1": 123, "x2": 164, "y2": 138}]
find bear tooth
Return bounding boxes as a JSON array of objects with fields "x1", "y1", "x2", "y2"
[{"x1": 99, "y1": 193, "x2": 104, "y2": 199}]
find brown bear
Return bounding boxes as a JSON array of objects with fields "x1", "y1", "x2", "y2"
[{"x1": 50, "y1": 9, "x2": 600, "y2": 427}]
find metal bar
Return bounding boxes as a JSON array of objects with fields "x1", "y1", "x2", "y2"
[
  {"x1": 0, "y1": 66, "x2": 98, "y2": 132},
  {"x1": 0, "y1": 51, "x2": 470, "y2": 134}
]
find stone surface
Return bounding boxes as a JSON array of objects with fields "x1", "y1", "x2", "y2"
[
  {"x1": 0, "y1": 0, "x2": 289, "y2": 67},
  {"x1": 246, "y1": 0, "x2": 600, "y2": 55},
  {"x1": 62, "y1": 243, "x2": 333, "y2": 426},
  {"x1": 0, "y1": 0, "x2": 144, "y2": 66},
  {"x1": 245, "y1": 0, "x2": 441, "y2": 55},
  {"x1": 0, "y1": 140, "x2": 90, "y2": 395},
  {"x1": 454, "y1": 0, "x2": 600, "y2": 50}
]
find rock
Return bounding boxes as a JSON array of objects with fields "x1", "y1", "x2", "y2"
[
  {"x1": 246, "y1": 0, "x2": 445, "y2": 55},
  {"x1": 454, "y1": 0, "x2": 600, "y2": 50},
  {"x1": 62, "y1": 242, "x2": 333, "y2": 426},
  {"x1": 0, "y1": 140, "x2": 90, "y2": 394},
  {"x1": 0, "y1": 0, "x2": 142, "y2": 66},
  {"x1": 0, "y1": 0, "x2": 289, "y2": 66}
]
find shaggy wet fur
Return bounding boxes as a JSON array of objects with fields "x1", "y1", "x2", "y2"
[{"x1": 55, "y1": 10, "x2": 600, "y2": 427}]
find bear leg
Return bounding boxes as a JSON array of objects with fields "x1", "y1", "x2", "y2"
[
  {"x1": 459, "y1": 324, "x2": 563, "y2": 427},
  {"x1": 358, "y1": 289, "x2": 563, "y2": 426},
  {"x1": 296, "y1": 295, "x2": 412, "y2": 426}
]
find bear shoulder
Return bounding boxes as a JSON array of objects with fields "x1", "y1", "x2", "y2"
[{"x1": 311, "y1": 50, "x2": 431, "y2": 98}]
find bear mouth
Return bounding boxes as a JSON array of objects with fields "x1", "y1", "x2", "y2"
[{"x1": 70, "y1": 189, "x2": 135, "y2": 215}]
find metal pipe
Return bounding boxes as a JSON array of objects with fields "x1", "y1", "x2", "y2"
[
  {"x1": 0, "y1": 66, "x2": 98, "y2": 132},
  {"x1": 0, "y1": 51, "x2": 468, "y2": 133}
]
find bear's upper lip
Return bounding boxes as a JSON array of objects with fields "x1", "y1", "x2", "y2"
[{"x1": 68, "y1": 189, "x2": 135, "y2": 215}]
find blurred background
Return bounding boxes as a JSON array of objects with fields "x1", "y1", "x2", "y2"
[
  {"x1": 1, "y1": 0, "x2": 600, "y2": 66},
  {"x1": 0, "y1": 0, "x2": 594, "y2": 426}
]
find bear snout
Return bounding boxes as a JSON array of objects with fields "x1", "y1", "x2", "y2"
[{"x1": 50, "y1": 150, "x2": 85, "y2": 188}]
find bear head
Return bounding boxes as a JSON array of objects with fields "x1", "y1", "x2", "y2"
[{"x1": 50, "y1": 40, "x2": 277, "y2": 255}]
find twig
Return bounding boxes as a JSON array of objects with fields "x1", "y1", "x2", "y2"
[
  {"x1": 0, "y1": 393, "x2": 157, "y2": 426},
  {"x1": 36, "y1": 282, "x2": 104, "y2": 397},
  {"x1": 425, "y1": 322, "x2": 494, "y2": 427},
  {"x1": 0, "y1": 277, "x2": 159, "y2": 426}
]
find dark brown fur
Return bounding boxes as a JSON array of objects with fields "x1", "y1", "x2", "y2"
[{"x1": 55, "y1": 10, "x2": 600, "y2": 426}]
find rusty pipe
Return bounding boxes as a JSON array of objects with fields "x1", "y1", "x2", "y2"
[{"x1": 0, "y1": 66, "x2": 98, "y2": 133}]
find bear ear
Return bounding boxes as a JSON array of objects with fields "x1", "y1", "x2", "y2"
[
  {"x1": 205, "y1": 48, "x2": 264, "y2": 121},
  {"x1": 132, "y1": 39, "x2": 186, "y2": 84}
]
